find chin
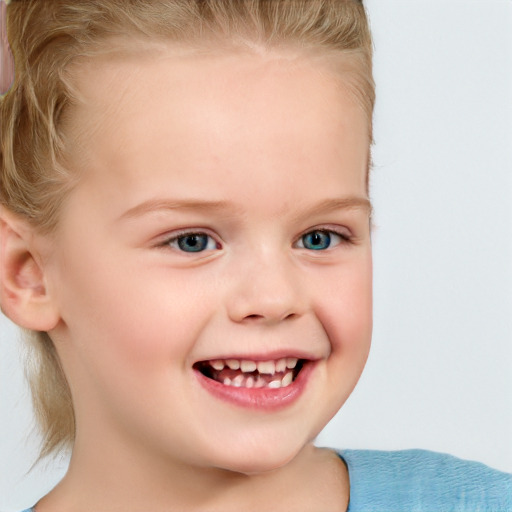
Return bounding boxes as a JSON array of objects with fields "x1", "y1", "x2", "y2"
[
  {"x1": 204, "y1": 433, "x2": 310, "y2": 475},
  {"x1": 219, "y1": 455, "x2": 296, "y2": 476}
]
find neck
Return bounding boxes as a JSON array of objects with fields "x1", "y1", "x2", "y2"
[{"x1": 34, "y1": 434, "x2": 349, "y2": 512}]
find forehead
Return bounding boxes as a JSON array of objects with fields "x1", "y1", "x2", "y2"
[{"x1": 63, "y1": 44, "x2": 369, "y2": 205}]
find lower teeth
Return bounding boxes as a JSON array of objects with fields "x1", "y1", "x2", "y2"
[{"x1": 221, "y1": 370, "x2": 294, "y2": 389}]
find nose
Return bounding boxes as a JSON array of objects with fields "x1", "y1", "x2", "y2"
[{"x1": 225, "y1": 250, "x2": 306, "y2": 325}]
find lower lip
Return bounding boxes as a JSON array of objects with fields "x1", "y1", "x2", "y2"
[{"x1": 194, "y1": 361, "x2": 315, "y2": 411}]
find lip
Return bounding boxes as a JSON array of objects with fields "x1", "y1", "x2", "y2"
[
  {"x1": 193, "y1": 359, "x2": 316, "y2": 411},
  {"x1": 193, "y1": 349, "x2": 321, "y2": 363}
]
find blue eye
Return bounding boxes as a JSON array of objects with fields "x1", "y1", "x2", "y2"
[
  {"x1": 298, "y1": 230, "x2": 345, "y2": 251},
  {"x1": 168, "y1": 233, "x2": 218, "y2": 253}
]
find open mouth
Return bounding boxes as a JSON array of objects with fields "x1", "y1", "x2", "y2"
[{"x1": 193, "y1": 357, "x2": 306, "y2": 389}]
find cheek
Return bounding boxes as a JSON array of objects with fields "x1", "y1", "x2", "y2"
[
  {"x1": 52, "y1": 244, "x2": 214, "y2": 371},
  {"x1": 302, "y1": 252, "x2": 372, "y2": 437},
  {"x1": 315, "y1": 251, "x2": 373, "y2": 356}
]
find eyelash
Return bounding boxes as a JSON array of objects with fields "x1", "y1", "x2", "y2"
[
  {"x1": 161, "y1": 230, "x2": 221, "y2": 253},
  {"x1": 159, "y1": 227, "x2": 353, "y2": 254},
  {"x1": 295, "y1": 229, "x2": 352, "y2": 251}
]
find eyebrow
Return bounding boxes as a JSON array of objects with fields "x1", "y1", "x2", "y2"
[
  {"x1": 118, "y1": 196, "x2": 372, "y2": 221},
  {"x1": 294, "y1": 197, "x2": 373, "y2": 221},
  {"x1": 119, "y1": 198, "x2": 244, "y2": 220}
]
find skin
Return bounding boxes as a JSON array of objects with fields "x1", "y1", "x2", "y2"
[{"x1": 2, "y1": 44, "x2": 372, "y2": 511}]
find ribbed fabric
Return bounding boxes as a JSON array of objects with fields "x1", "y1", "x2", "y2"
[
  {"x1": 19, "y1": 449, "x2": 512, "y2": 512},
  {"x1": 338, "y1": 449, "x2": 512, "y2": 512}
]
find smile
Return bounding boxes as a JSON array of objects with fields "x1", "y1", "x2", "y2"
[
  {"x1": 194, "y1": 357, "x2": 304, "y2": 389},
  {"x1": 193, "y1": 355, "x2": 315, "y2": 410}
]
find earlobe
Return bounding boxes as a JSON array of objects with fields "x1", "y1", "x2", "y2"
[{"x1": 0, "y1": 208, "x2": 60, "y2": 331}]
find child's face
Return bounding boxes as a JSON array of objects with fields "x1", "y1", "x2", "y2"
[{"x1": 46, "y1": 46, "x2": 372, "y2": 473}]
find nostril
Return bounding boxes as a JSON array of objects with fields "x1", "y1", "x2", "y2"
[{"x1": 242, "y1": 312, "x2": 297, "y2": 322}]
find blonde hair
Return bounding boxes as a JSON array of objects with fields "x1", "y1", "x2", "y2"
[{"x1": 0, "y1": 0, "x2": 374, "y2": 462}]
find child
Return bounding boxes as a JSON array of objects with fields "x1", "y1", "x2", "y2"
[{"x1": 0, "y1": 0, "x2": 510, "y2": 511}]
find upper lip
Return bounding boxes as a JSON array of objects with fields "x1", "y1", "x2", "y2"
[{"x1": 194, "y1": 350, "x2": 322, "y2": 363}]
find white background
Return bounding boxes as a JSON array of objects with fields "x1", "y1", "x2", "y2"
[{"x1": 1, "y1": 1, "x2": 511, "y2": 510}]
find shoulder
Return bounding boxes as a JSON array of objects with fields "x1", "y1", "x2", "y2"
[{"x1": 336, "y1": 448, "x2": 512, "y2": 512}]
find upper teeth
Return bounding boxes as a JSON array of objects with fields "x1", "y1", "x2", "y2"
[
  {"x1": 209, "y1": 357, "x2": 298, "y2": 376},
  {"x1": 241, "y1": 360, "x2": 257, "y2": 372},
  {"x1": 226, "y1": 359, "x2": 240, "y2": 370}
]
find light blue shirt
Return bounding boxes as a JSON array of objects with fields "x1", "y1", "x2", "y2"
[
  {"x1": 338, "y1": 449, "x2": 512, "y2": 512},
  {"x1": 20, "y1": 449, "x2": 512, "y2": 512}
]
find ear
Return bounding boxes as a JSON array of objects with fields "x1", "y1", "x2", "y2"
[{"x1": 0, "y1": 207, "x2": 60, "y2": 331}]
